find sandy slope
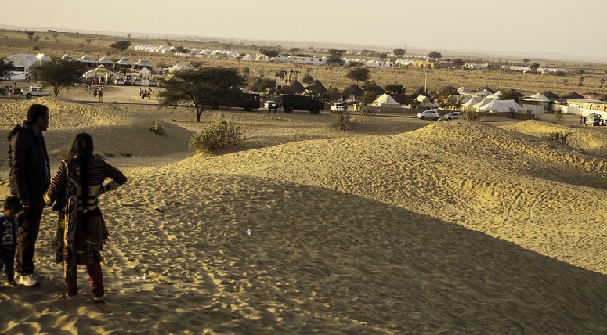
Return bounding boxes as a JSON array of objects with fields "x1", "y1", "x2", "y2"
[{"x1": 0, "y1": 95, "x2": 606, "y2": 334}]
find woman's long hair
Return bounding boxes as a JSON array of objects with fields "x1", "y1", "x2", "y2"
[{"x1": 69, "y1": 133, "x2": 94, "y2": 231}]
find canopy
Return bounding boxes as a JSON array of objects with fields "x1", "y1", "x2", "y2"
[
  {"x1": 478, "y1": 99, "x2": 525, "y2": 113},
  {"x1": 372, "y1": 94, "x2": 400, "y2": 107},
  {"x1": 98, "y1": 56, "x2": 114, "y2": 65}
]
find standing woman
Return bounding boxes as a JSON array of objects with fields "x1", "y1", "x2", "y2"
[{"x1": 46, "y1": 133, "x2": 127, "y2": 303}]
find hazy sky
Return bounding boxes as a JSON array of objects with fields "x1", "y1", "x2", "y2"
[{"x1": 4, "y1": 0, "x2": 606, "y2": 62}]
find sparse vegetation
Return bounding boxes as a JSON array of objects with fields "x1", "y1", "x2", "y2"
[
  {"x1": 553, "y1": 110, "x2": 563, "y2": 124},
  {"x1": 332, "y1": 108, "x2": 350, "y2": 131},
  {"x1": 189, "y1": 114, "x2": 243, "y2": 152},
  {"x1": 544, "y1": 131, "x2": 570, "y2": 145},
  {"x1": 149, "y1": 120, "x2": 165, "y2": 135},
  {"x1": 462, "y1": 110, "x2": 480, "y2": 121}
]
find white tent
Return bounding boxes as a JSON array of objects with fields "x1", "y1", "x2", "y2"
[
  {"x1": 527, "y1": 93, "x2": 551, "y2": 102},
  {"x1": 462, "y1": 96, "x2": 485, "y2": 110},
  {"x1": 116, "y1": 56, "x2": 131, "y2": 66},
  {"x1": 477, "y1": 88, "x2": 493, "y2": 96},
  {"x1": 372, "y1": 93, "x2": 400, "y2": 107},
  {"x1": 478, "y1": 99, "x2": 525, "y2": 113},
  {"x1": 457, "y1": 87, "x2": 473, "y2": 95},
  {"x1": 416, "y1": 95, "x2": 437, "y2": 108},
  {"x1": 98, "y1": 56, "x2": 114, "y2": 66},
  {"x1": 486, "y1": 91, "x2": 502, "y2": 99},
  {"x1": 79, "y1": 54, "x2": 96, "y2": 65}
]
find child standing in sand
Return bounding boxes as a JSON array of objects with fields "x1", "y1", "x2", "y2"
[{"x1": 0, "y1": 196, "x2": 25, "y2": 286}]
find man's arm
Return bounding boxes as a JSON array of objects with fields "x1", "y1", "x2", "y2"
[{"x1": 10, "y1": 132, "x2": 31, "y2": 205}]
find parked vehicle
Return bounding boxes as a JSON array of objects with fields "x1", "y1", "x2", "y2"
[
  {"x1": 330, "y1": 102, "x2": 347, "y2": 112},
  {"x1": 443, "y1": 112, "x2": 461, "y2": 120},
  {"x1": 264, "y1": 100, "x2": 278, "y2": 112},
  {"x1": 417, "y1": 109, "x2": 440, "y2": 120},
  {"x1": 114, "y1": 78, "x2": 125, "y2": 85},
  {"x1": 585, "y1": 114, "x2": 602, "y2": 126},
  {"x1": 280, "y1": 94, "x2": 324, "y2": 114},
  {"x1": 22, "y1": 86, "x2": 51, "y2": 99},
  {"x1": 212, "y1": 91, "x2": 260, "y2": 111}
]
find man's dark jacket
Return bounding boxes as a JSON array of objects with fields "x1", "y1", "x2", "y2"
[{"x1": 8, "y1": 123, "x2": 50, "y2": 201}]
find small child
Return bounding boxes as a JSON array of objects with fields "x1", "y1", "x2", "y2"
[{"x1": 0, "y1": 196, "x2": 24, "y2": 286}]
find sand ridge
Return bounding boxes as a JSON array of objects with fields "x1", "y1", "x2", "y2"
[{"x1": 0, "y1": 94, "x2": 607, "y2": 334}]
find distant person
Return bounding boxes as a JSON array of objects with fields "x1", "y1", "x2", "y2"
[
  {"x1": 98, "y1": 88, "x2": 103, "y2": 102},
  {"x1": 93, "y1": 87, "x2": 98, "y2": 101},
  {"x1": 46, "y1": 133, "x2": 127, "y2": 303},
  {"x1": 7, "y1": 103, "x2": 51, "y2": 287},
  {"x1": 0, "y1": 196, "x2": 25, "y2": 286}
]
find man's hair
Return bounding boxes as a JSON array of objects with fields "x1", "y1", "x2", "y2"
[
  {"x1": 4, "y1": 195, "x2": 23, "y2": 212},
  {"x1": 26, "y1": 104, "x2": 49, "y2": 123}
]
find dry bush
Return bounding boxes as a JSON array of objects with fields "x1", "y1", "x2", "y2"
[{"x1": 189, "y1": 114, "x2": 243, "y2": 152}]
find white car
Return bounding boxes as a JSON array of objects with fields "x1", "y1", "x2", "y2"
[
  {"x1": 264, "y1": 100, "x2": 278, "y2": 112},
  {"x1": 330, "y1": 102, "x2": 347, "y2": 112},
  {"x1": 23, "y1": 86, "x2": 51, "y2": 99},
  {"x1": 443, "y1": 112, "x2": 461, "y2": 121},
  {"x1": 417, "y1": 109, "x2": 440, "y2": 121}
]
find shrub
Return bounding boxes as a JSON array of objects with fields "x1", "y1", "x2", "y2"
[
  {"x1": 355, "y1": 106, "x2": 375, "y2": 122},
  {"x1": 553, "y1": 110, "x2": 563, "y2": 124},
  {"x1": 462, "y1": 110, "x2": 480, "y2": 121},
  {"x1": 149, "y1": 120, "x2": 165, "y2": 135},
  {"x1": 190, "y1": 114, "x2": 243, "y2": 152},
  {"x1": 332, "y1": 109, "x2": 350, "y2": 131},
  {"x1": 544, "y1": 131, "x2": 570, "y2": 145}
]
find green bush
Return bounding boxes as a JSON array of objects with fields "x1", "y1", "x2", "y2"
[
  {"x1": 190, "y1": 114, "x2": 243, "y2": 152},
  {"x1": 149, "y1": 120, "x2": 165, "y2": 135}
]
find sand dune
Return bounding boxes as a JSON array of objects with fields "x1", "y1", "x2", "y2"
[{"x1": 1, "y1": 95, "x2": 607, "y2": 334}]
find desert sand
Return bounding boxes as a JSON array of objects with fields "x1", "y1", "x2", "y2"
[{"x1": 0, "y1": 86, "x2": 606, "y2": 334}]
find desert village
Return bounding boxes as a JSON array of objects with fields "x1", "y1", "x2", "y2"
[
  {"x1": 3, "y1": 46, "x2": 607, "y2": 120},
  {"x1": 1, "y1": 29, "x2": 607, "y2": 334}
]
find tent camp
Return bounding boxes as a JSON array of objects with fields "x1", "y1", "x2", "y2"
[
  {"x1": 478, "y1": 99, "x2": 525, "y2": 113},
  {"x1": 372, "y1": 94, "x2": 401, "y2": 107}
]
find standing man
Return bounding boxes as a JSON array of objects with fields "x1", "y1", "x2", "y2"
[{"x1": 8, "y1": 103, "x2": 50, "y2": 286}]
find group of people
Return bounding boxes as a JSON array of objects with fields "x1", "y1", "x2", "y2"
[
  {"x1": 139, "y1": 88, "x2": 154, "y2": 100},
  {"x1": 3, "y1": 103, "x2": 127, "y2": 303},
  {"x1": 92, "y1": 87, "x2": 104, "y2": 102}
]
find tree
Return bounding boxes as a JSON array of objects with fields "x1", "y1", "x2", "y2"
[
  {"x1": 385, "y1": 84, "x2": 405, "y2": 95},
  {"x1": 452, "y1": 59, "x2": 465, "y2": 68},
  {"x1": 25, "y1": 31, "x2": 35, "y2": 41},
  {"x1": 248, "y1": 77, "x2": 276, "y2": 93},
  {"x1": 362, "y1": 81, "x2": 384, "y2": 96},
  {"x1": 428, "y1": 51, "x2": 442, "y2": 59},
  {"x1": 159, "y1": 66, "x2": 245, "y2": 122},
  {"x1": 260, "y1": 49, "x2": 280, "y2": 58},
  {"x1": 110, "y1": 40, "x2": 131, "y2": 52},
  {"x1": 522, "y1": 59, "x2": 530, "y2": 64},
  {"x1": 326, "y1": 55, "x2": 343, "y2": 66},
  {"x1": 346, "y1": 67, "x2": 370, "y2": 84},
  {"x1": 328, "y1": 49, "x2": 346, "y2": 56},
  {"x1": 29, "y1": 59, "x2": 88, "y2": 97},
  {"x1": 393, "y1": 48, "x2": 405, "y2": 57},
  {"x1": 0, "y1": 58, "x2": 16, "y2": 79},
  {"x1": 499, "y1": 88, "x2": 523, "y2": 101}
]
